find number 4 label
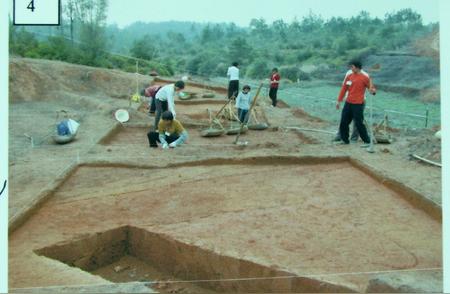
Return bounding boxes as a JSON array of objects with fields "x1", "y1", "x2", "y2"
[
  {"x1": 27, "y1": 0, "x2": 35, "y2": 12},
  {"x1": 13, "y1": 0, "x2": 61, "y2": 26}
]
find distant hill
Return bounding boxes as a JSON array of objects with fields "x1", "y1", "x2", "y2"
[
  {"x1": 117, "y1": 21, "x2": 207, "y2": 39},
  {"x1": 106, "y1": 21, "x2": 241, "y2": 54}
]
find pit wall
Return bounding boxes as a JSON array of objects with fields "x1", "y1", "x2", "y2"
[
  {"x1": 35, "y1": 225, "x2": 355, "y2": 293},
  {"x1": 152, "y1": 77, "x2": 291, "y2": 108},
  {"x1": 153, "y1": 77, "x2": 228, "y2": 95}
]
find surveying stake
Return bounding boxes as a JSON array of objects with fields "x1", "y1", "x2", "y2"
[
  {"x1": 129, "y1": 60, "x2": 141, "y2": 108},
  {"x1": 367, "y1": 91, "x2": 376, "y2": 153}
]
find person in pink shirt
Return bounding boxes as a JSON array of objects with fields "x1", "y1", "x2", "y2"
[{"x1": 336, "y1": 60, "x2": 376, "y2": 145}]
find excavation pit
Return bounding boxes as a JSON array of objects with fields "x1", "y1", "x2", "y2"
[
  {"x1": 99, "y1": 125, "x2": 317, "y2": 150},
  {"x1": 176, "y1": 101, "x2": 227, "y2": 123},
  {"x1": 153, "y1": 78, "x2": 228, "y2": 97},
  {"x1": 176, "y1": 102, "x2": 269, "y2": 128},
  {"x1": 34, "y1": 226, "x2": 352, "y2": 293},
  {"x1": 10, "y1": 157, "x2": 441, "y2": 292}
]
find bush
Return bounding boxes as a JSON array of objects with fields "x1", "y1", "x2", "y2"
[
  {"x1": 246, "y1": 59, "x2": 271, "y2": 79},
  {"x1": 310, "y1": 64, "x2": 333, "y2": 79},
  {"x1": 279, "y1": 65, "x2": 311, "y2": 82},
  {"x1": 298, "y1": 70, "x2": 312, "y2": 81},
  {"x1": 10, "y1": 29, "x2": 39, "y2": 56},
  {"x1": 347, "y1": 46, "x2": 377, "y2": 62},
  {"x1": 296, "y1": 48, "x2": 313, "y2": 62},
  {"x1": 213, "y1": 62, "x2": 228, "y2": 77}
]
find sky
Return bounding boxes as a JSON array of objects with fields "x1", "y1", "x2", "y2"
[{"x1": 107, "y1": 0, "x2": 439, "y2": 28}]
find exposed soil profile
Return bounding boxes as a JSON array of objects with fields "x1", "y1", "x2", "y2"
[
  {"x1": 35, "y1": 226, "x2": 354, "y2": 293},
  {"x1": 10, "y1": 159, "x2": 441, "y2": 292},
  {"x1": 100, "y1": 125, "x2": 317, "y2": 149}
]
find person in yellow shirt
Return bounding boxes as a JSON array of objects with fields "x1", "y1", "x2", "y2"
[{"x1": 147, "y1": 111, "x2": 188, "y2": 148}]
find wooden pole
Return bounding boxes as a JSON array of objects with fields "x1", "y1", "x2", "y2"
[
  {"x1": 411, "y1": 154, "x2": 441, "y2": 167},
  {"x1": 214, "y1": 99, "x2": 233, "y2": 120}
]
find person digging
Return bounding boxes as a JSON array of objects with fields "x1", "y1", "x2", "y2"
[
  {"x1": 140, "y1": 84, "x2": 162, "y2": 115},
  {"x1": 153, "y1": 80, "x2": 185, "y2": 130},
  {"x1": 147, "y1": 111, "x2": 188, "y2": 149}
]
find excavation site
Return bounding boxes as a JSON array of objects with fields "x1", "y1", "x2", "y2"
[{"x1": 8, "y1": 58, "x2": 442, "y2": 293}]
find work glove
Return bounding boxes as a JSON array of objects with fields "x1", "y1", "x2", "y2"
[
  {"x1": 162, "y1": 143, "x2": 169, "y2": 149},
  {"x1": 169, "y1": 142, "x2": 177, "y2": 148}
]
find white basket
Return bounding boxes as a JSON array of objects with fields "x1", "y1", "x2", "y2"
[{"x1": 115, "y1": 109, "x2": 129, "y2": 123}]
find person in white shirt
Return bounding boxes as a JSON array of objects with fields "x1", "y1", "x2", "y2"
[
  {"x1": 154, "y1": 80, "x2": 185, "y2": 129},
  {"x1": 235, "y1": 85, "x2": 253, "y2": 123},
  {"x1": 227, "y1": 62, "x2": 240, "y2": 99}
]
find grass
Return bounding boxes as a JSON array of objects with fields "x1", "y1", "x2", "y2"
[
  {"x1": 209, "y1": 77, "x2": 441, "y2": 129},
  {"x1": 280, "y1": 81, "x2": 440, "y2": 129}
]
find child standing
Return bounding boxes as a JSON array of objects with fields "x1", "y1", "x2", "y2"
[{"x1": 235, "y1": 85, "x2": 252, "y2": 124}]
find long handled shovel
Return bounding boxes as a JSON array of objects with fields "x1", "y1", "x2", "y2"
[
  {"x1": 234, "y1": 83, "x2": 264, "y2": 145},
  {"x1": 367, "y1": 92, "x2": 376, "y2": 153}
]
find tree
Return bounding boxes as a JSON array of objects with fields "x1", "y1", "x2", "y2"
[
  {"x1": 325, "y1": 17, "x2": 347, "y2": 34},
  {"x1": 211, "y1": 24, "x2": 225, "y2": 40},
  {"x1": 9, "y1": 28, "x2": 39, "y2": 56},
  {"x1": 246, "y1": 59, "x2": 270, "y2": 79},
  {"x1": 349, "y1": 11, "x2": 371, "y2": 29},
  {"x1": 65, "y1": 0, "x2": 76, "y2": 45},
  {"x1": 225, "y1": 22, "x2": 239, "y2": 38},
  {"x1": 289, "y1": 17, "x2": 302, "y2": 35},
  {"x1": 228, "y1": 37, "x2": 254, "y2": 64},
  {"x1": 130, "y1": 35, "x2": 158, "y2": 60},
  {"x1": 272, "y1": 19, "x2": 288, "y2": 41},
  {"x1": 72, "y1": 0, "x2": 109, "y2": 65},
  {"x1": 167, "y1": 31, "x2": 186, "y2": 44},
  {"x1": 385, "y1": 8, "x2": 423, "y2": 28},
  {"x1": 300, "y1": 11, "x2": 324, "y2": 33},
  {"x1": 249, "y1": 18, "x2": 271, "y2": 38},
  {"x1": 186, "y1": 54, "x2": 203, "y2": 75},
  {"x1": 201, "y1": 24, "x2": 214, "y2": 43}
]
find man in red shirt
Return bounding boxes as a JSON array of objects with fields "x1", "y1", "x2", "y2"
[
  {"x1": 336, "y1": 60, "x2": 376, "y2": 144},
  {"x1": 269, "y1": 68, "x2": 280, "y2": 107},
  {"x1": 140, "y1": 84, "x2": 162, "y2": 114}
]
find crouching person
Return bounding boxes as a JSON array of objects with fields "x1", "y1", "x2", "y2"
[{"x1": 147, "y1": 111, "x2": 188, "y2": 149}]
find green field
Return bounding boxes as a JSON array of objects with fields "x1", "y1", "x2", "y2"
[
  {"x1": 280, "y1": 81, "x2": 440, "y2": 129},
  {"x1": 210, "y1": 77, "x2": 440, "y2": 129}
]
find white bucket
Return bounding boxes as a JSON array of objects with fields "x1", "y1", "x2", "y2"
[{"x1": 115, "y1": 109, "x2": 129, "y2": 123}]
